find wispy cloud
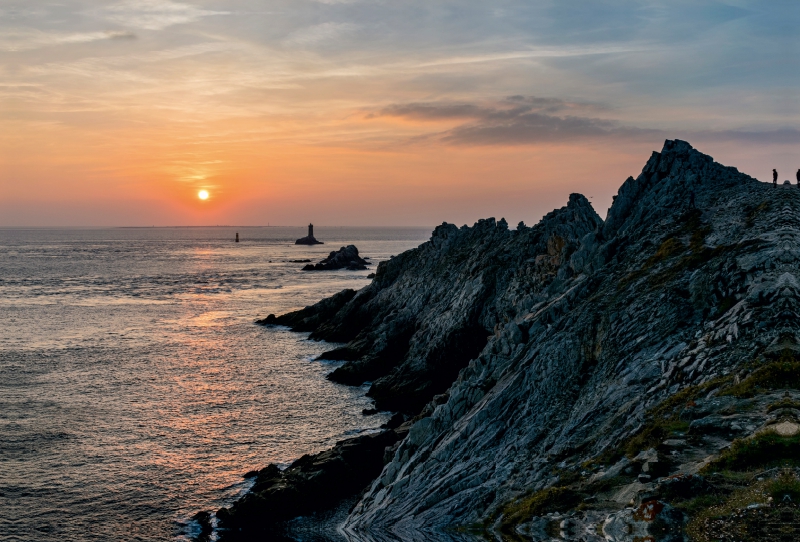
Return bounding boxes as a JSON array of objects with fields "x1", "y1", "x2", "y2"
[
  {"x1": 441, "y1": 113, "x2": 655, "y2": 145},
  {"x1": 369, "y1": 96, "x2": 641, "y2": 145},
  {"x1": 695, "y1": 128, "x2": 800, "y2": 145},
  {"x1": 369, "y1": 96, "x2": 800, "y2": 147},
  {"x1": 99, "y1": 0, "x2": 229, "y2": 31},
  {"x1": 0, "y1": 30, "x2": 135, "y2": 52},
  {"x1": 370, "y1": 96, "x2": 608, "y2": 121},
  {"x1": 283, "y1": 22, "x2": 359, "y2": 47}
]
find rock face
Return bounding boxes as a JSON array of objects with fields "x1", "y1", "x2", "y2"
[
  {"x1": 276, "y1": 195, "x2": 601, "y2": 413},
  {"x1": 217, "y1": 423, "x2": 411, "y2": 533},
  {"x1": 237, "y1": 140, "x2": 800, "y2": 539},
  {"x1": 302, "y1": 245, "x2": 369, "y2": 271}
]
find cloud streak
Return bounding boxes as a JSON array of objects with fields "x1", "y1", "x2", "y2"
[
  {"x1": 99, "y1": 0, "x2": 229, "y2": 30},
  {"x1": 0, "y1": 30, "x2": 135, "y2": 52},
  {"x1": 371, "y1": 96, "x2": 650, "y2": 145},
  {"x1": 283, "y1": 22, "x2": 359, "y2": 47},
  {"x1": 371, "y1": 96, "x2": 800, "y2": 147}
]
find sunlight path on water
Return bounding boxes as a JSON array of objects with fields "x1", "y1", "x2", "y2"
[{"x1": 0, "y1": 226, "x2": 430, "y2": 541}]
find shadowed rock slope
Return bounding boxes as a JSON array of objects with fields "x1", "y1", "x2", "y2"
[
  {"x1": 243, "y1": 140, "x2": 800, "y2": 540},
  {"x1": 264, "y1": 194, "x2": 602, "y2": 414},
  {"x1": 343, "y1": 140, "x2": 799, "y2": 537}
]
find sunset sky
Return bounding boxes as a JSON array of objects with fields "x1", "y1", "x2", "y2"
[{"x1": 2, "y1": 1, "x2": 799, "y2": 227}]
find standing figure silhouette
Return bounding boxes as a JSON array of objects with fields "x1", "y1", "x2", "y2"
[
  {"x1": 773, "y1": 169, "x2": 778, "y2": 187},
  {"x1": 796, "y1": 168, "x2": 800, "y2": 187}
]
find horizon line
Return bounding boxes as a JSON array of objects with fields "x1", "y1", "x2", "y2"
[{"x1": 0, "y1": 224, "x2": 438, "y2": 230}]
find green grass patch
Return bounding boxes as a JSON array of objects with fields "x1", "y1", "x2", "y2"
[
  {"x1": 702, "y1": 431, "x2": 800, "y2": 473},
  {"x1": 644, "y1": 237, "x2": 685, "y2": 269},
  {"x1": 497, "y1": 486, "x2": 581, "y2": 533},
  {"x1": 767, "y1": 471, "x2": 800, "y2": 502},
  {"x1": 601, "y1": 376, "x2": 732, "y2": 462},
  {"x1": 721, "y1": 360, "x2": 800, "y2": 398},
  {"x1": 685, "y1": 479, "x2": 770, "y2": 541},
  {"x1": 674, "y1": 494, "x2": 720, "y2": 516},
  {"x1": 621, "y1": 419, "x2": 690, "y2": 459},
  {"x1": 767, "y1": 399, "x2": 800, "y2": 413}
]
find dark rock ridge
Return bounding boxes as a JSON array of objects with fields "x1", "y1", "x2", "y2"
[
  {"x1": 233, "y1": 140, "x2": 800, "y2": 540},
  {"x1": 302, "y1": 245, "x2": 369, "y2": 271},
  {"x1": 267, "y1": 195, "x2": 601, "y2": 414},
  {"x1": 217, "y1": 422, "x2": 412, "y2": 533},
  {"x1": 256, "y1": 288, "x2": 356, "y2": 331}
]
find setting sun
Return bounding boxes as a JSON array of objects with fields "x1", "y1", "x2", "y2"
[{"x1": 198, "y1": 190, "x2": 209, "y2": 200}]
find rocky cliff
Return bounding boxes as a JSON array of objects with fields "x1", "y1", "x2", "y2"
[
  {"x1": 237, "y1": 140, "x2": 800, "y2": 541},
  {"x1": 265, "y1": 193, "x2": 601, "y2": 414}
]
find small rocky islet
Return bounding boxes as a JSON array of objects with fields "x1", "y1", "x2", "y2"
[
  {"x1": 217, "y1": 140, "x2": 800, "y2": 541},
  {"x1": 302, "y1": 244, "x2": 369, "y2": 271}
]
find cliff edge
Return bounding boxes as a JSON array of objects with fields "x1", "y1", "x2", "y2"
[{"x1": 234, "y1": 140, "x2": 800, "y2": 541}]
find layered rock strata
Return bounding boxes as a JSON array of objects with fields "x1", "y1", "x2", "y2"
[{"x1": 231, "y1": 140, "x2": 800, "y2": 540}]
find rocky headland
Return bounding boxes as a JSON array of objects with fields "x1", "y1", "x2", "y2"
[{"x1": 219, "y1": 140, "x2": 800, "y2": 541}]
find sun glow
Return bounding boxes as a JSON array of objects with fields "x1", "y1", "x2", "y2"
[{"x1": 198, "y1": 190, "x2": 209, "y2": 200}]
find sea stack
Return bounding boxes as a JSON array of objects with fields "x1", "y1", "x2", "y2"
[{"x1": 295, "y1": 223, "x2": 323, "y2": 245}]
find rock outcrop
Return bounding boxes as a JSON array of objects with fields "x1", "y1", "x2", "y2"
[
  {"x1": 302, "y1": 245, "x2": 369, "y2": 271},
  {"x1": 232, "y1": 140, "x2": 800, "y2": 540},
  {"x1": 276, "y1": 195, "x2": 601, "y2": 413},
  {"x1": 217, "y1": 422, "x2": 411, "y2": 534}
]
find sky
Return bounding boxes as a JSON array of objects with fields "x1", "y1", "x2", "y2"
[{"x1": 2, "y1": 0, "x2": 799, "y2": 227}]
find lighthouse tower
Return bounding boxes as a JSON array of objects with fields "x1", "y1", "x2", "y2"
[{"x1": 295, "y1": 223, "x2": 323, "y2": 245}]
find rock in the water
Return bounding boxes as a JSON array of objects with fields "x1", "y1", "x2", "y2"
[
  {"x1": 302, "y1": 245, "x2": 369, "y2": 271},
  {"x1": 192, "y1": 511, "x2": 213, "y2": 535},
  {"x1": 295, "y1": 236, "x2": 323, "y2": 245}
]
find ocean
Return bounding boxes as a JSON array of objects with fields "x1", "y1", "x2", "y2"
[{"x1": 0, "y1": 226, "x2": 431, "y2": 541}]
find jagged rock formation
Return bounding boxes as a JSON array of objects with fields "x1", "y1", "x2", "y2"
[
  {"x1": 302, "y1": 245, "x2": 370, "y2": 271},
  {"x1": 233, "y1": 140, "x2": 800, "y2": 540},
  {"x1": 288, "y1": 195, "x2": 600, "y2": 413}
]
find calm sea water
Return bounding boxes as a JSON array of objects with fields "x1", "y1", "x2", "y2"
[{"x1": 0, "y1": 226, "x2": 431, "y2": 541}]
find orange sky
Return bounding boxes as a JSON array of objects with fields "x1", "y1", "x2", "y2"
[{"x1": 2, "y1": 1, "x2": 799, "y2": 227}]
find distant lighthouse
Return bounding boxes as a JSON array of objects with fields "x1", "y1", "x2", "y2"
[{"x1": 295, "y1": 223, "x2": 323, "y2": 245}]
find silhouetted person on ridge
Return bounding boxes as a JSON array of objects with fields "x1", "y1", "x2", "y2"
[
  {"x1": 796, "y1": 168, "x2": 800, "y2": 187},
  {"x1": 773, "y1": 169, "x2": 778, "y2": 187}
]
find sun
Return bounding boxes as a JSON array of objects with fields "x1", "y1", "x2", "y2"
[{"x1": 198, "y1": 190, "x2": 209, "y2": 200}]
